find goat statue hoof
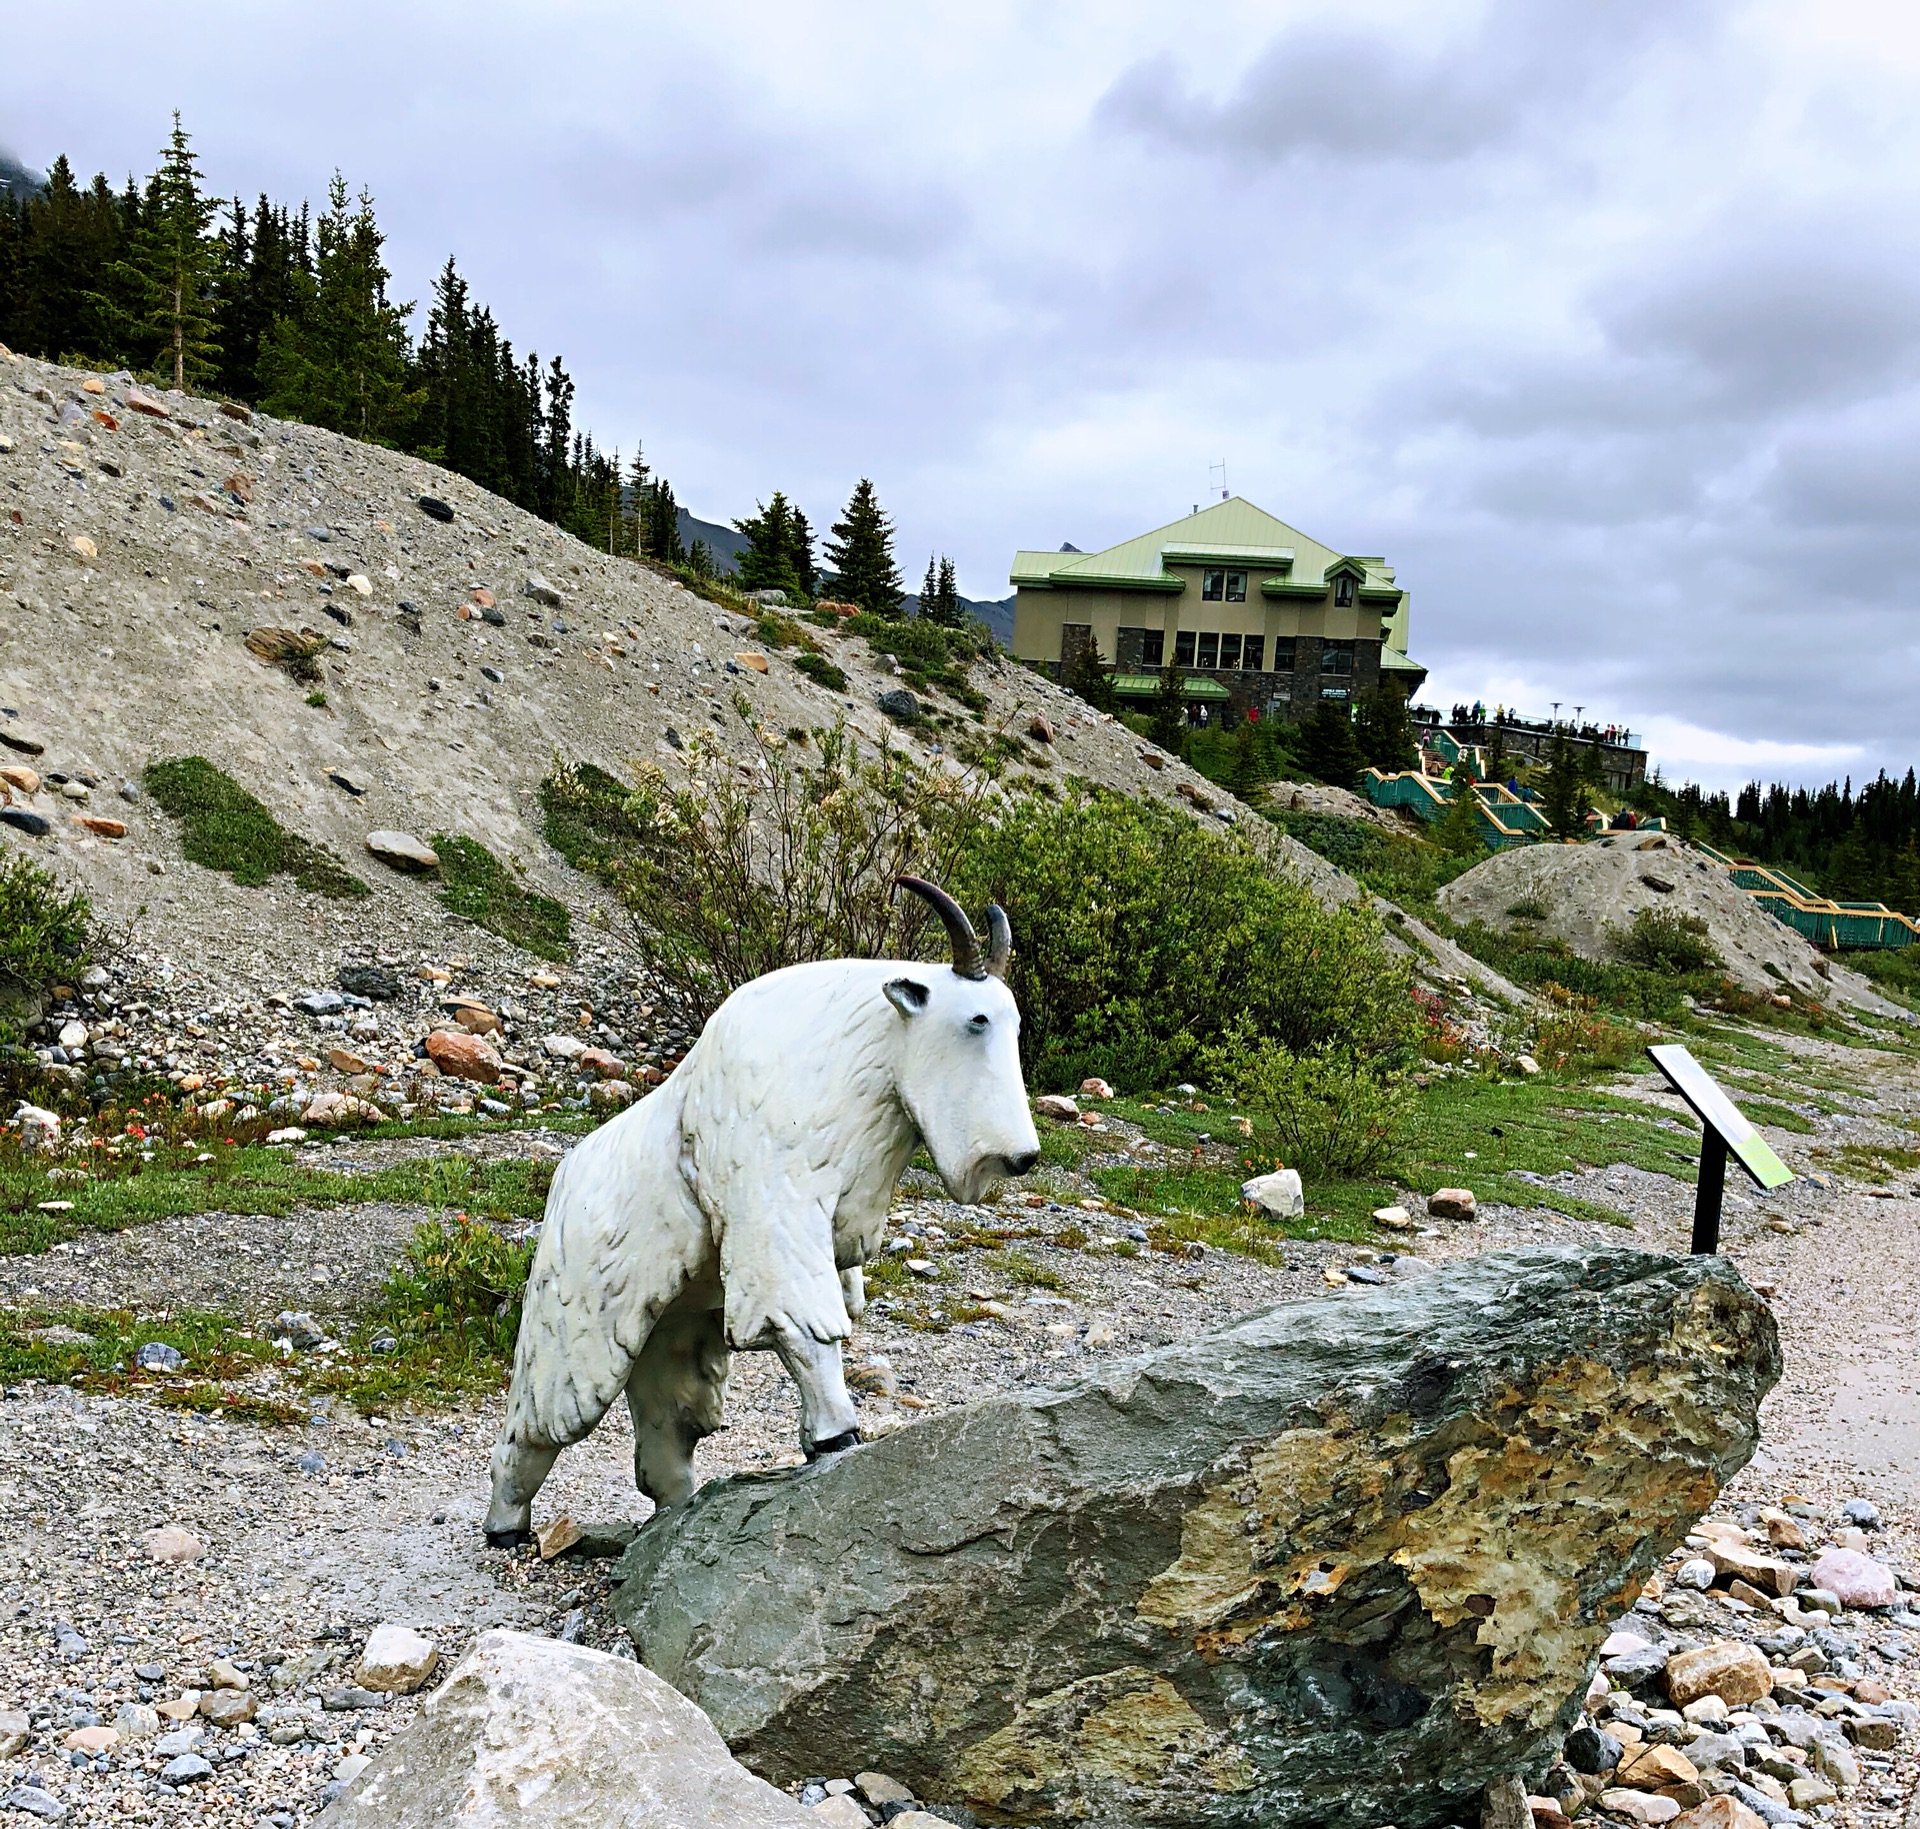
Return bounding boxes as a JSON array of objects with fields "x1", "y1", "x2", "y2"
[
  {"x1": 805, "y1": 1428, "x2": 863, "y2": 1461},
  {"x1": 484, "y1": 1526, "x2": 535, "y2": 1549}
]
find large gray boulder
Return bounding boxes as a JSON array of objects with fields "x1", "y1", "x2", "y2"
[
  {"x1": 317, "y1": 1629, "x2": 815, "y2": 1827},
  {"x1": 614, "y1": 1248, "x2": 1778, "y2": 1829}
]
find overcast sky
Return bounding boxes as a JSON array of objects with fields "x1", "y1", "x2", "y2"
[{"x1": 7, "y1": 0, "x2": 1920, "y2": 791}]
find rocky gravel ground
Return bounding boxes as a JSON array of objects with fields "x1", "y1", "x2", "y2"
[{"x1": 0, "y1": 1022, "x2": 1914, "y2": 1828}]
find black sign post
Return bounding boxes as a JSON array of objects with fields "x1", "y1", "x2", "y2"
[{"x1": 1646, "y1": 1044, "x2": 1794, "y2": 1254}]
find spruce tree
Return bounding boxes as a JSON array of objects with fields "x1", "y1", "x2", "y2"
[
  {"x1": 788, "y1": 507, "x2": 817, "y2": 598},
  {"x1": 1539, "y1": 732, "x2": 1594, "y2": 840},
  {"x1": 1063, "y1": 635, "x2": 1116, "y2": 714},
  {"x1": 641, "y1": 477, "x2": 683, "y2": 563},
  {"x1": 1354, "y1": 686, "x2": 1417, "y2": 773},
  {"x1": 1433, "y1": 764, "x2": 1486, "y2": 857},
  {"x1": 920, "y1": 555, "x2": 964, "y2": 628},
  {"x1": 113, "y1": 115, "x2": 221, "y2": 388},
  {"x1": 823, "y1": 479, "x2": 903, "y2": 618},
  {"x1": 1148, "y1": 663, "x2": 1187, "y2": 756},
  {"x1": 736, "y1": 493, "x2": 803, "y2": 598},
  {"x1": 919, "y1": 555, "x2": 938, "y2": 620},
  {"x1": 1300, "y1": 699, "x2": 1367, "y2": 790}
]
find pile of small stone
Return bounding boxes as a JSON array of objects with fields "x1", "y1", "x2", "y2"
[
  {"x1": 1529, "y1": 1495, "x2": 1917, "y2": 1828},
  {"x1": 793, "y1": 1768, "x2": 970, "y2": 1829}
]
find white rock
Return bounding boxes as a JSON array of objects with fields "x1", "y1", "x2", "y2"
[
  {"x1": 58, "y1": 1021, "x2": 88, "y2": 1049},
  {"x1": 356, "y1": 1624, "x2": 440, "y2": 1695},
  {"x1": 113, "y1": 1702, "x2": 160, "y2": 1740},
  {"x1": 807, "y1": 1800, "x2": 871, "y2": 1829},
  {"x1": 542, "y1": 1034, "x2": 588, "y2": 1060},
  {"x1": 1033, "y1": 1093, "x2": 1079, "y2": 1121},
  {"x1": 1241, "y1": 1168, "x2": 1304, "y2": 1218},
  {"x1": 1515, "y1": 1054, "x2": 1540, "y2": 1075},
  {"x1": 316, "y1": 1629, "x2": 814, "y2": 1826},
  {"x1": 1675, "y1": 1557, "x2": 1717, "y2": 1590},
  {"x1": 14, "y1": 1104, "x2": 60, "y2": 1152},
  {"x1": 365, "y1": 830, "x2": 440, "y2": 873}
]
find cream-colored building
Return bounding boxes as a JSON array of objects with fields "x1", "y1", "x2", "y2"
[{"x1": 1011, "y1": 497, "x2": 1423, "y2": 721}]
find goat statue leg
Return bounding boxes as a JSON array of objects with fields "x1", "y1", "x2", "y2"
[
  {"x1": 625, "y1": 1303, "x2": 730, "y2": 1511},
  {"x1": 769, "y1": 1318, "x2": 863, "y2": 1458}
]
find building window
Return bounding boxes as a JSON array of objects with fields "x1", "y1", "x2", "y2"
[
  {"x1": 1242, "y1": 635, "x2": 1265, "y2": 671},
  {"x1": 1174, "y1": 629, "x2": 1196, "y2": 667},
  {"x1": 1225, "y1": 571, "x2": 1246, "y2": 602},
  {"x1": 1219, "y1": 633, "x2": 1242, "y2": 670},
  {"x1": 1271, "y1": 638, "x2": 1296, "y2": 671},
  {"x1": 1201, "y1": 569, "x2": 1247, "y2": 602},
  {"x1": 1196, "y1": 632, "x2": 1219, "y2": 669},
  {"x1": 1320, "y1": 640, "x2": 1354, "y2": 675},
  {"x1": 1333, "y1": 575, "x2": 1356, "y2": 607},
  {"x1": 1116, "y1": 627, "x2": 1165, "y2": 669}
]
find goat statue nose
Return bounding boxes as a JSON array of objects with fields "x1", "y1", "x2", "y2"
[{"x1": 1008, "y1": 1149, "x2": 1041, "y2": 1177}]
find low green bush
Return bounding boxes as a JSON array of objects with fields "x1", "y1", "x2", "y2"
[
  {"x1": 1265, "y1": 809, "x2": 1479, "y2": 905},
  {"x1": 143, "y1": 757, "x2": 367, "y2": 898},
  {"x1": 793, "y1": 652, "x2": 850, "y2": 693},
  {"x1": 1199, "y1": 1032, "x2": 1417, "y2": 1177},
  {"x1": 540, "y1": 761, "x2": 643, "y2": 874},
  {"x1": 0, "y1": 854, "x2": 91, "y2": 1041},
  {"x1": 380, "y1": 1214, "x2": 535, "y2": 1358},
  {"x1": 1615, "y1": 906, "x2": 1720, "y2": 974},
  {"x1": 432, "y1": 835, "x2": 570, "y2": 961},
  {"x1": 949, "y1": 787, "x2": 1419, "y2": 1091}
]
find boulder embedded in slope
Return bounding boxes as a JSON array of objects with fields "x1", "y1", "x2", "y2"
[
  {"x1": 317, "y1": 1629, "x2": 814, "y2": 1828},
  {"x1": 614, "y1": 1247, "x2": 1779, "y2": 1829}
]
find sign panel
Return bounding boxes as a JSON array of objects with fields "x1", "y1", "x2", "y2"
[{"x1": 1646, "y1": 1044, "x2": 1795, "y2": 1191}]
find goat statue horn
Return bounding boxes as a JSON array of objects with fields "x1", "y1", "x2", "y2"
[
  {"x1": 894, "y1": 876, "x2": 985, "y2": 981},
  {"x1": 985, "y1": 902, "x2": 1011, "y2": 979}
]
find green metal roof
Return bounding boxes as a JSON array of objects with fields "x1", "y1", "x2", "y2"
[
  {"x1": 1111, "y1": 673, "x2": 1232, "y2": 699},
  {"x1": 1380, "y1": 648, "x2": 1425, "y2": 672},
  {"x1": 1012, "y1": 498, "x2": 1403, "y2": 602}
]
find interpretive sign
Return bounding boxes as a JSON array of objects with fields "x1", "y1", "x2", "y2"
[{"x1": 1647, "y1": 1043, "x2": 1795, "y2": 1253}]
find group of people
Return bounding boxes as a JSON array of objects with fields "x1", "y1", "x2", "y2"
[{"x1": 1429, "y1": 703, "x2": 1631, "y2": 748}]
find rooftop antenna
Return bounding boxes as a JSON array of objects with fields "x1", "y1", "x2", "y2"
[{"x1": 1209, "y1": 460, "x2": 1229, "y2": 501}]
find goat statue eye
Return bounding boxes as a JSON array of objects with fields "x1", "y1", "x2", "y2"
[{"x1": 968, "y1": 1013, "x2": 990, "y2": 1033}]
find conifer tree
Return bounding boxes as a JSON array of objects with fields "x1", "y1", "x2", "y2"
[
  {"x1": 1539, "y1": 732, "x2": 1594, "y2": 840},
  {"x1": 1063, "y1": 634, "x2": 1116, "y2": 714},
  {"x1": 1433, "y1": 763, "x2": 1486, "y2": 857},
  {"x1": 918, "y1": 555, "x2": 964, "y2": 628},
  {"x1": 1353, "y1": 686, "x2": 1418, "y2": 773},
  {"x1": 788, "y1": 506, "x2": 817, "y2": 598},
  {"x1": 823, "y1": 479, "x2": 903, "y2": 618},
  {"x1": 736, "y1": 493, "x2": 803, "y2": 598},
  {"x1": 1148, "y1": 663, "x2": 1188, "y2": 756},
  {"x1": 641, "y1": 476, "x2": 683, "y2": 562},
  {"x1": 1300, "y1": 699, "x2": 1367, "y2": 790},
  {"x1": 919, "y1": 555, "x2": 938, "y2": 621},
  {"x1": 113, "y1": 115, "x2": 221, "y2": 388}
]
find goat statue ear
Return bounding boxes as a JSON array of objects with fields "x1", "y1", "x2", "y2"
[{"x1": 884, "y1": 977, "x2": 931, "y2": 1019}]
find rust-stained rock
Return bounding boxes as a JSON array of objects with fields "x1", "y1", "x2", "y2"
[
  {"x1": 1663, "y1": 1640, "x2": 1773, "y2": 1708},
  {"x1": 614, "y1": 1249, "x2": 1778, "y2": 1829}
]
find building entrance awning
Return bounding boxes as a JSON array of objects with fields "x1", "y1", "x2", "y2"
[{"x1": 1110, "y1": 674, "x2": 1232, "y2": 700}]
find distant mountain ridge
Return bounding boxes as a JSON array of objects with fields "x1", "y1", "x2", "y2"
[{"x1": 0, "y1": 149, "x2": 45, "y2": 200}]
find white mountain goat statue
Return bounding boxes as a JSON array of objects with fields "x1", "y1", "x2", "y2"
[{"x1": 483, "y1": 877, "x2": 1041, "y2": 1544}]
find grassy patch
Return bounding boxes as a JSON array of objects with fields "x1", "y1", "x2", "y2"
[
  {"x1": 977, "y1": 1248, "x2": 1063, "y2": 1291},
  {"x1": 1815, "y1": 1141, "x2": 1920, "y2": 1182},
  {"x1": 0, "y1": 1300, "x2": 512, "y2": 1417},
  {"x1": 792, "y1": 651, "x2": 849, "y2": 693},
  {"x1": 432, "y1": 835, "x2": 570, "y2": 960},
  {"x1": 0, "y1": 1133, "x2": 554, "y2": 1255},
  {"x1": 539, "y1": 761, "x2": 642, "y2": 875},
  {"x1": 144, "y1": 757, "x2": 368, "y2": 898}
]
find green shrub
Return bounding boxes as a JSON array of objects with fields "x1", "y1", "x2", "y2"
[
  {"x1": 1506, "y1": 897, "x2": 1550, "y2": 920},
  {"x1": 0, "y1": 854, "x2": 91, "y2": 1040},
  {"x1": 143, "y1": 757, "x2": 368, "y2": 898},
  {"x1": 1615, "y1": 907, "x2": 1720, "y2": 974},
  {"x1": 950, "y1": 787, "x2": 1420, "y2": 1092},
  {"x1": 380, "y1": 1215, "x2": 535, "y2": 1357},
  {"x1": 432, "y1": 835, "x2": 570, "y2": 961},
  {"x1": 580, "y1": 704, "x2": 995, "y2": 1021},
  {"x1": 1443, "y1": 922, "x2": 1693, "y2": 1021},
  {"x1": 1200, "y1": 1032, "x2": 1416, "y2": 1178},
  {"x1": 793, "y1": 652, "x2": 850, "y2": 693},
  {"x1": 540, "y1": 761, "x2": 644, "y2": 874},
  {"x1": 1265, "y1": 810, "x2": 1479, "y2": 906}
]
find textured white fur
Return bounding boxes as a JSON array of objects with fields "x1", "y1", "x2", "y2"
[{"x1": 484, "y1": 955, "x2": 1038, "y2": 1538}]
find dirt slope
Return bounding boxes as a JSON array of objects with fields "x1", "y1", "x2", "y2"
[
  {"x1": 0, "y1": 351, "x2": 1236, "y2": 995},
  {"x1": 1438, "y1": 831, "x2": 1906, "y2": 1017}
]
